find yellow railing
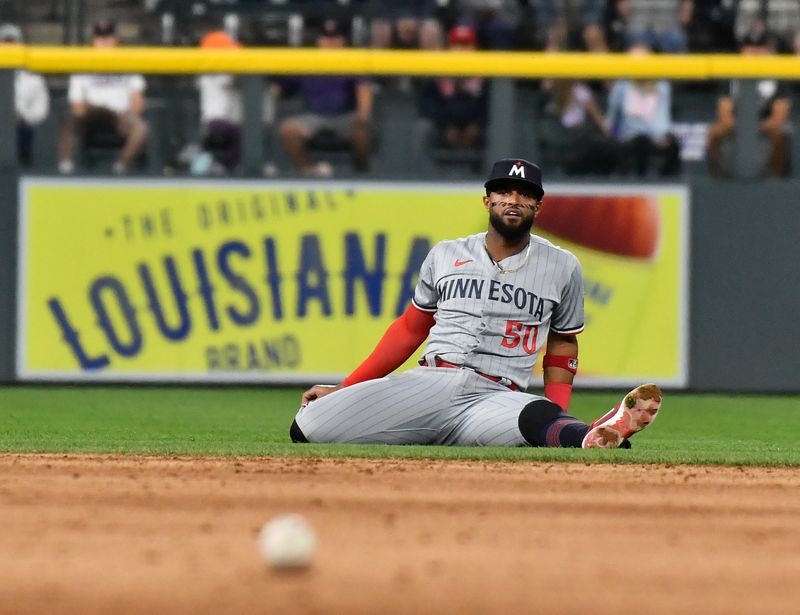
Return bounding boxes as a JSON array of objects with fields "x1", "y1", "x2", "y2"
[{"x1": 1, "y1": 46, "x2": 800, "y2": 79}]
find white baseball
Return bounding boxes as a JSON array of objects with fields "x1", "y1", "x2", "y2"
[{"x1": 257, "y1": 513, "x2": 316, "y2": 568}]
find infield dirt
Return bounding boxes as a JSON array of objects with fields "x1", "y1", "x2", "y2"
[{"x1": 2, "y1": 455, "x2": 799, "y2": 614}]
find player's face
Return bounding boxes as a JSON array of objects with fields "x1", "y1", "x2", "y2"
[{"x1": 483, "y1": 185, "x2": 540, "y2": 241}]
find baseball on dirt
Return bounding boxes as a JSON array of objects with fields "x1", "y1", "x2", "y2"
[{"x1": 257, "y1": 513, "x2": 316, "y2": 569}]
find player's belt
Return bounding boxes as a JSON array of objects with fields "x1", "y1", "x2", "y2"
[{"x1": 420, "y1": 357, "x2": 519, "y2": 391}]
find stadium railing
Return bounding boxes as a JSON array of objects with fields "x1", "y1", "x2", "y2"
[{"x1": 1, "y1": 46, "x2": 799, "y2": 178}]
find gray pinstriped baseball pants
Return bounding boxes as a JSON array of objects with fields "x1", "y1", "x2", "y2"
[{"x1": 293, "y1": 366, "x2": 547, "y2": 446}]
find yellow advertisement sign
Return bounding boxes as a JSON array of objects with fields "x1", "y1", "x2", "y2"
[{"x1": 17, "y1": 179, "x2": 688, "y2": 387}]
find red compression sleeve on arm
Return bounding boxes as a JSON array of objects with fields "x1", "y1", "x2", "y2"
[
  {"x1": 542, "y1": 354, "x2": 578, "y2": 410},
  {"x1": 544, "y1": 382, "x2": 572, "y2": 410},
  {"x1": 341, "y1": 304, "x2": 435, "y2": 387}
]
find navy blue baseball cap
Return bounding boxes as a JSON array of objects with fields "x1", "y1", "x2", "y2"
[{"x1": 484, "y1": 158, "x2": 544, "y2": 199}]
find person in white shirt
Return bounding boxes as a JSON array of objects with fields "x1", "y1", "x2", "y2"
[
  {"x1": 194, "y1": 31, "x2": 243, "y2": 174},
  {"x1": 58, "y1": 19, "x2": 148, "y2": 175},
  {"x1": 0, "y1": 23, "x2": 50, "y2": 167}
]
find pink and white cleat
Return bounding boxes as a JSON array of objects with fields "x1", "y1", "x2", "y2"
[{"x1": 582, "y1": 384, "x2": 662, "y2": 449}]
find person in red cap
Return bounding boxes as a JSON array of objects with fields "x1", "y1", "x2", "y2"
[
  {"x1": 447, "y1": 24, "x2": 477, "y2": 46},
  {"x1": 413, "y1": 24, "x2": 487, "y2": 176},
  {"x1": 58, "y1": 19, "x2": 149, "y2": 175}
]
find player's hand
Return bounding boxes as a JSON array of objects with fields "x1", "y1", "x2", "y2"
[{"x1": 301, "y1": 384, "x2": 343, "y2": 406}]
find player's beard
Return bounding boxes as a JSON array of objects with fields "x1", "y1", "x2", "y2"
[{"x1": 489, "y1": 209, "x2": 534, "y2": 241}]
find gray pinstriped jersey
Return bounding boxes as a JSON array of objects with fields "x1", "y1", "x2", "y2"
[{"x1": 412, "y1": 232, "x2": 584, "y2": 390}]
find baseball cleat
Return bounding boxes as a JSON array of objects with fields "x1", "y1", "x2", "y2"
[{"x1": 582, "y1": 384, "x2": 662, "y2": 449}]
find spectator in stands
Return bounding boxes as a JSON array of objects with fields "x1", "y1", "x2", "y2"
[
  {"x1": 444, "y1": 0, "x2": 528, "y2": 50},
  {"x1": 370, "y1": 1, "x2": 444, "y2": 50},
  {"x1": 0, "y1": 23, "x2": 49, "y2": 168},
  {"x1": 735, "y1": 0, "x2": 800, "y2": 52},
  {"x1": 616, "y1": 0, "x2": 693, "y2": 52},
  {"x1": 537, "y1": 0, "x2": 609, "y2": 52},
  {"x1": 687, "y1": 0, "x2": 737, "y2": 52},
  {"x1": 605, "y1": 43, "x2": 681, "y2": 176},
  {"x1": 58, "y1": 19, "x2": 148, "y2": 175},
  {"x1": 277, "y1": 19, "x2": 373, "y2": 177},
  {"x1": 541, "y1": 79, "x2": 618, "y2": 174},
  {"x1": 413, "y1": 25, "x2": 488, "y2": 176},
  {"x1": 706, "y1": 23, "x2": 791, "y2": 178},
  {"x1": 193, "y1": 30, "x2": 243, "y2": 175}
]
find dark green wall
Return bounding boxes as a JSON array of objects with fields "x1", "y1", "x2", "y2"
[
  {"x1": 0, "y1": 68, "x2": 18, "y2": 382},
  {"x1": 689, "y1": 177, "x2": 800, "y2": 391}
]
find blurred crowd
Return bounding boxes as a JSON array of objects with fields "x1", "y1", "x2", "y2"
[{"x1": 2, "y1": 0, "x2": 799, "y2": 180}]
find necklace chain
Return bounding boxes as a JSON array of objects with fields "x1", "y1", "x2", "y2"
[{"x1": 484, "y1": 235, "x2": 531, "y2": 274}]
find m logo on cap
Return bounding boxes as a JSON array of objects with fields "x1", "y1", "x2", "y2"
[
  {"x1": 508, "y1": 163, "x2": 526, "y2": 179},
  {"x1": 484, "y1": 158, "x2": 543, "y2": 200}
]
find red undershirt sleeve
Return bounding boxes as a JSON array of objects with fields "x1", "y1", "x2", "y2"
[
  {"x1": 544, "y1": 382, "x2": 573, "y2": 410},
  {"x1": 341, "y1": 304, "x2": 436, "y2": 387}
]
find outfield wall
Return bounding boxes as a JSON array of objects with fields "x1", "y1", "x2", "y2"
[
  {"x1": 0, "y1": 170, "x2": 17, "y2": 383},
  {"x1": 0, "y1": 172, "x2": 800, "y2": 392},
  {"x1": 689, "y1": 178, "x2": 800, "y2": 392},
  {"x1": 0, "y1": 174, "x2": 800, "y2": 392},
  {"x1": 13, "y1": 179, "x2": 688, "y2": 389},
  {"x1": 1, "y1": 175, "x2": 797, "y2": 391}
]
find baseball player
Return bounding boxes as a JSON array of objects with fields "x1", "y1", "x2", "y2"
[{"x1": 290, "y1": 158, "x2": 662, "y2": 448}]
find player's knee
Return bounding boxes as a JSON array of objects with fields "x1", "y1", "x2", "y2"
[
  {"x1": 518, "y1": 399, "x2": 565, "y2": 446},
  {"x1": 289, "y1": 419, "x2": 309, "y2": 443}
]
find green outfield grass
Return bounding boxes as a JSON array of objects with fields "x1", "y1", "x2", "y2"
[{"x1": 0, "y1": 386, "x2": 798, "y2": 466}]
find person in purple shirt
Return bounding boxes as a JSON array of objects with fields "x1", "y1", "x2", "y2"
[{"x1": 277, "y1": 19, "x2": 374, "y2": 177}]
